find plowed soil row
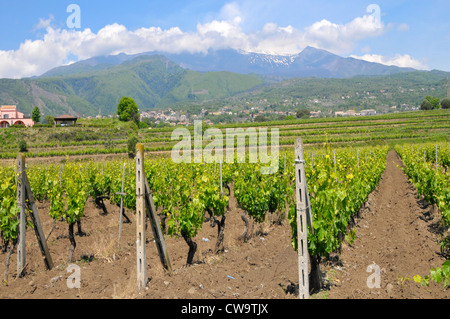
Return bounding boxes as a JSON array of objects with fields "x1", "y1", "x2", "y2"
[{"x1": 325, "y1": 150, "x2": 448, "y2": 298}]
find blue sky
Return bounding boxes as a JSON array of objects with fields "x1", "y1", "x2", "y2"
[{"x1": 0, "y1": 0, "x2": 449, "y2": 78}]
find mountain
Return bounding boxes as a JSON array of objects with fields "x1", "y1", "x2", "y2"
[
  {"x1": 0, "y1": 55, "x2": 264, "y2": 117},
  {"x1": 39, "y1": 47, "x2": 415, "y2": 80},
  {"x1": 0, "y1": 47, "x2": 446, "y2": 118},
  {"x1": 39, "y1": 52, "x2": 146, "y2": 78},
  {"x1": 153, "y1": 46, "x2": 415, "y2": 78}
]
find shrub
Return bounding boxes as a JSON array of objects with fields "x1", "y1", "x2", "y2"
[
  {"x1": 139, "y1": 121, "x2": 149, "y2": 129},
  {"x1": 18, "y1": 140, "x2": 28, "y2": 152},
  {"x1": 441, "y1": 98, "x2": 450, "y2": 109},
  {"x1": 127, "y1": 135, "x2": 139, "y2": 159}
]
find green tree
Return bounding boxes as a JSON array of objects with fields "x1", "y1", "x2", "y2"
[
  {"x1": 296, "y1": 108, "x2": 310, "y2": 119},
  {"x1": 127, "y1": 135, "x2": 139, "y2": 159},
  {"x1": 32, "y1": 106, "x2": 41, "y2": 123},
  {"x1": 45, "y1": 115, "x2": 55, "y2": 125},
  {"x1": 420, "y1": 99, "x2": 433, "y2": 110},
  {"x1": 254, "y1": 115, "x2": 267, "y2": 122},
  {"x1": 117, "y1": 97, "x2": 140, "y2": 123},
  {"x1": 138, "y1": 121, "x2": 149, "y2": 129},
  {"x1": 18, "y1": 140, "x2": 27, "y2": 152},
  {"x1": 425, "y1": 96, "x2": 440, "y2": 109},
  {"x1": 285, "y1": 115, "x2": 295, "y2": 120},
  {"x1": 441, "y1": 98, "x2": 450, "y2": 109}
]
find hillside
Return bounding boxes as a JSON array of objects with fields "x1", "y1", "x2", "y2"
[
  {"x1": 0, "y1": 48, "x2": 448, "y2": 118},
  {"x1": 0, "y1": 55, "x2": 264, "y2": 117},
  {"x1": 225, "y1": 71, "x2": 450, "y2": 113}
]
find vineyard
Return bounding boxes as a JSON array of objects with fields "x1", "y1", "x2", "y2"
[
  {"x1": 0, "y1": 109, "x2": 449, "y2": 162},
  {"x1": 0, "y1": 111, "x2": 449, "y2": 299}
]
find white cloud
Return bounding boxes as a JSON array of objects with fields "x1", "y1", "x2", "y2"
[
  {"x1": 0, "y1": 27, "x2": 75, "y2": 79},
  {"x1": 350, "y1": 53, "x2": 429, "y2": 70},
  {"x1": 304, "y1": 15, "x2": 385, "y2": 54},
  {"x1": 33, "y1": 15, "x2": 55, "y2": 31},
  {"x1": 219, "y1": 2, "x2": 242, "y2": 21},
  {"x1": 247, "y1": 23, "x2": 304, "y2": 55},
  {"x1": 0, "y1": 6, "x2": 413, "y2": 78}
]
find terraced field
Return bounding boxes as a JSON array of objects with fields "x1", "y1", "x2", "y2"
[{"x1": 0, "y1": 109, "x2": 449, "y2": 162}]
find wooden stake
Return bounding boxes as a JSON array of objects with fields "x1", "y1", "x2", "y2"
[
  {"x1": 117, "y1": 163, "x2": 126, "y2": 250},
  {"x1": 143, "y1": 174, "x2": 172, "y2": 275},
  {"x1": 16, "y1": 154, "x2": 26, "y2": 277},
  {"x1": 135, "y1": 144, "x2": 147, "y2": 291},
  {"x1": 294, "y1": 138, "x2": 310, "y2": 299},
  {"x1": 23, "y1": 173, "x2": 54, "y2": 270},
  {"x1": 219, "y1": 160, "x2": 223, "y2": 194}
]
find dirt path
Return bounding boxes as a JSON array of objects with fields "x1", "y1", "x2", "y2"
[{"x1": 325, "y1": 150, "x2": 448, "y2": 299}]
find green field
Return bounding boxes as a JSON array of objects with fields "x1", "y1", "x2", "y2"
[{"x1": 0, "y1": 109, "x2": 448, "y2": 162}]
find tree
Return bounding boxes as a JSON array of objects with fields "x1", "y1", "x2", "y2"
[
  {"x1": 420, "y1": 99, "x2": 433, "y2": 110},
  {"x1": 45, "y1": 115, "x2": 54, "y2": 125},
  {"x1": 285, "y1": 115, "x2": 295, "y2": 120},
  {"x1": 441, "y1": 98, "x2": 450, "y2": 109},
  {"x1": 32, "y1": 106, "x2": 41, "y2": 123},
  {"x1": 296, "y1": 108, "x2": 310, "y2": 119},
  {"x1": 424, "y1": 96, "x2": 440, "y2": 109},
  {"x1": 117, "y1": 97, "x2": 140, "y2": 123},
  {"x1": 254, "y1": 115, "x2": 267, "y2": 122},
  {"x1": 138, "y1": 121, "x2": 149, "y2": 129}
]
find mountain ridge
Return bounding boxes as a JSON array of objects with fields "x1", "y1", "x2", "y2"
[
  {"x1": 0, "y1": 47, "x2": 447, "y2": 118},
  {"x1": 39, "y1": 46, "x2": 416, "y2": 79},
  {"x1": 1, "y1": 54, "x2": 265, "y2": 117}
]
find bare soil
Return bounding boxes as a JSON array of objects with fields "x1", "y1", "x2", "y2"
[
  {"x1": 0, "y1": 188, "x2": 299, "y2": 299},
  {"x1": 325, "y1": 150, "x2": 448, "y2": 299},
  {"x1": 0, "y1": 150, "x2": 448, "y2": 299}
]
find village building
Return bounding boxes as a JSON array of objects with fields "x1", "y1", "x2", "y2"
[
  {"x1": 360, "y1": 109, "x2": 377, "y2": 116},
  {"x1": 0, "y1": 105, "x2": 34, "y2": 127},
  {"x1": 345, "y1": 110, "x2": 356, "y2": 116},
  {"x1": 310, "y1": 111, "x2": 322, "y2": 118},
  {"x1": 54, "y1": 114, "x2": 78, "y2": 126}
]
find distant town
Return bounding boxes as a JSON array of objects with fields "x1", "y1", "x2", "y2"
[
  {"x1": 0, "y1": 101, "x2": 423, "y2": 129},
  {"x1": 81, "y1": 104, "x2": 417, "y2": 128},
  {"x1": 135, "y1": 104, "x2": 417, "y2": 127}
]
